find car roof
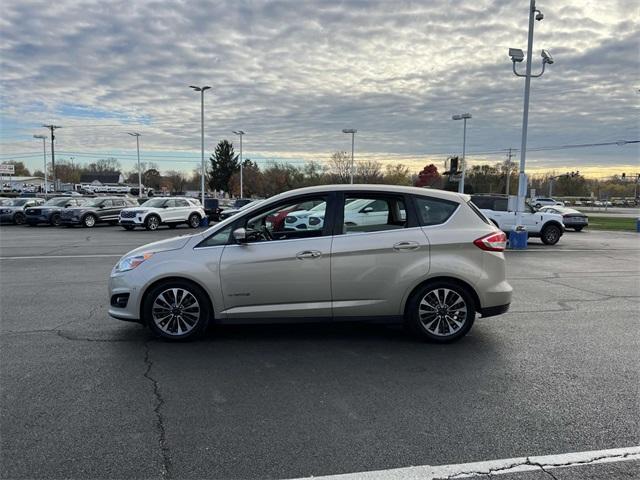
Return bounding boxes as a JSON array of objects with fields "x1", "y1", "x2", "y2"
[{"x1": 267, "y1": 184, "x2": 468, "y2": 203}]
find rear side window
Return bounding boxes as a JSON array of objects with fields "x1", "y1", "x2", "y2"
[
  {"x1": 414, "y1": 196, "x2": 459, "y2": 226},
  {"x1": 341, "y1": 195, "x2": 407, "y2": 234}
]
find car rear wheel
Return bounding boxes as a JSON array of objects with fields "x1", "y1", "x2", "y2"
[
  {"x1": 13, "y1": 212, "x2": 25, "y2": 225},
  {"x1": 144, "y1": 280, "x2": 211, "y2": 341},
  {"x1": 541, "y1": 224, "x2": 561, "y2": 245},
  {"x1": 83, "y1": 214, "x2": 96, "y2": 228},
  {"x1": 406, "y1": 281, "x2": 475, "y2": 343},
  {"x1": 188, "y1": 213, "x2": 201, "y2": 228},
  {"x1": 573, "y1": 226, "x2": 584, "y2": 232},
  {"x1": 50, "y1": 213, "x2": 61, "y2": 226},
  {"x1": 145, "y1": 215, "x2": 160, "y2": 231}
]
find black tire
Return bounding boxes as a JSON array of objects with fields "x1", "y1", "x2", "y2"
[
  {"x1": 145, "y1": 215, "x2": 160, "y2": 231},
  {"x1": 50, "y1": 213, "x2": 61, "y2": 226},
  {"x1": 143, "y1": 279, "x2": 211, "y2": 341},
  {"x1": 13, "y1": 212, "x2": 25, "y2": 225},
  {"x1": 82, "y1": 213, "x2": 97, "y2": 228},
  {"x1": 122, "y1": 225, "x2": 135, "y2": 231},
  {"x1": 535, "y1": 203, "x2": 542, "y2": 209},
  {"x1": 573, "y1": 226, "x2": 584, "y2": 232},
  {"x1": 168, "y1": 223, "x2": 177, "y2": 229},
  {"x1": 188, "y1": 213, "x2": 201, "y2": 228},
  {"x1": 405, "y1": 281, "x2": 476, "y2": 343},
  {"x1": 541, "y1": 224, "x2": 561, "y2": 245}
]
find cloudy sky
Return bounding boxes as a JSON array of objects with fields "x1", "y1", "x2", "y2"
[{"x1": 0, "y1": 0, "x2": 638, "y2": 178}]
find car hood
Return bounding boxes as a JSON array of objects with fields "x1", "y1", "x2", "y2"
[{"x1": 124, "y1": 234, "x2": 194, "y2": 257}]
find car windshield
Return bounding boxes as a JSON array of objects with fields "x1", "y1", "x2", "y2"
[
  {"x1": 11, "y1": 199, "x2": 30, "y2": 206},
  {"x1": 141, "y1": 198, "x2": 169, "y2": 208},
  {"x1": 44, "y1": 198, "x2": 72, "y2": 207},
  {"x1": 238, "y1": 200, "x2": 262, "y2": 210},
  {"x1": 0, "y1": 198, "x2": 13, "y2": 206}
]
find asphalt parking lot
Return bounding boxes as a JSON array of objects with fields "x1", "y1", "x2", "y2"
[{"x1": 1, "y1": 225, "x2": 638, "y2": 479}]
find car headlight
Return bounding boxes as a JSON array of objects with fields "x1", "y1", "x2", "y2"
[
  {"x1": 285, "y1": 216, "x2": 297, "y2": 223},
  {"x1": 309, "y1": 216, "x2": 321, "y2": 226},
  {"x1": 0, "y1": 209, "x2": 11, "y2": 214},
  {"x1": 115, "y1": 252, "x2": 154, "y2": 273}
]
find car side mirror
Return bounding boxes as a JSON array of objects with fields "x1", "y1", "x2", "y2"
[
  {"x1": 162, "y1": 205, "x2": 168, "y2": 209},
  {"x1": 233, "y1": 228, "x2": 248, "y2": 244},
  {"x1": 65, "y1": 204, "x2": 72, "y2": 207},
  {"x1": 361, "y1": 206, "x2": 374, "y2": 213}
]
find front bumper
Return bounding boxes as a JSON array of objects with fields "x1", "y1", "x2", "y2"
[
  {"x1": 0, "y1": 213, "x2": 15, "y2": 223},
  {"x1": 119, "y1": 217, "x2": 146, "y2": 226},
  {"x1": 108, "y1": 271, "x2": 144, "y2": 322},
  {"x1": 25, "y1": 214, "x2": 52, "y2": 224}
]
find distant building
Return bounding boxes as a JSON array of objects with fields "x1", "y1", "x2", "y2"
[
  {"x1": 79, "y1": 172, "x2": 124, "y2": 185},
  {"x1": 1, "y1": 176, "x2": 46, "y2": 192}
]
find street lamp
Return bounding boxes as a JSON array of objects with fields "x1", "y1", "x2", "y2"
[
  {"x1": 452, "y1": 113, "x2": 471, "y2": 193},
  {"x1": 33, "y1": 135, "x2": 47, "y2": 193},
  {"x1": 509, "y1": 0, "x2": 554, "y2": 240},
  {"x1": 342, "y1": 129, "x2": 357, "y2": 184},
  {"x1": 190, "y1": 85, "x2": 211, "y2": 207},
  {"x1": 232, "y1": 130, "x2": 245, "y2": 198},
  {"x1": 127, "y1": 133, "x2": 142, "y2": 198}
]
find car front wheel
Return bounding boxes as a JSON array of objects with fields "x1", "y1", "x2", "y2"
[
  {"x1": 144, "y1": 280, "x2": 211, "y2": 341},
  {"x1": 13, "y1": 212, "x2": 25, "y2": 225},
  {"x1": 122, "y1": 225, "x2": 135, "y2": 231},
  {"x1": 83, "y1": 214, "x2": 96, "y2": 228},
  {"x1": 145, "y1": 215, "x2": 160, "y2": 231},
  {"x1": 406, "y1": 281, "x2": 475, "y2": 343},
  {"x1": 541, "y1": 224, "x2": 561, "y2": 245},
  {"x1": 50, "y1": 213, "x2": 61, "y2": 226}
]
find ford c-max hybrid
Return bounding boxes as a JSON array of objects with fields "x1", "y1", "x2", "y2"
[{"x1": 109, "y1": 185, "x2": 512, "y2": 342}]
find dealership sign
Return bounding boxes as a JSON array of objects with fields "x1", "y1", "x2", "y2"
[{"x1": 0, "y1": 164, "x2": 16, "y2": 175}]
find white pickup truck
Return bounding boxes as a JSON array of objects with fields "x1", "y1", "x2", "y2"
[{"x1": 471, "y1": 195, "x2": 565, "y2": 245}]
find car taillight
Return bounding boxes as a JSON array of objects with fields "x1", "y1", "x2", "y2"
[{"x1": 474, "y1": 231, "x2": 507, "y2": 252}]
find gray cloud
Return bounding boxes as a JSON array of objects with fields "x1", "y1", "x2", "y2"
[{"x1": 0, "y1": 0, "x2": 638, "y2": 175}]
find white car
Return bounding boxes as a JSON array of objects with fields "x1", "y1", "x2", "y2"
[
  {"x1": 286, "y1": 198, "x2": 404, "y2": 231},
  {"x1": 530, "y1": 197, "x2": 564, "y2": 208},
  {"x1": 119, "y1": 197, "x2": 205, "y2": 231}
]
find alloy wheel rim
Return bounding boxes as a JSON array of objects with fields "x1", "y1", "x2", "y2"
[
  {"x1": 85, "y1": 215, "x2": 95, "y2": 227},
  {"x1": 15, "y1": 213, "x2": 25, "y2": 224},
  {"x1": 546, "y1": 229, "x2": 558, "y2": 242},
  {"x1": 149, "y1": 217, "x2": 159, "y2": 229},
  {"x1": 152, "y1": 288, "x2": 200, "y2": 336},
  {"x1": 418, "y1": 288, "x2": 467, "y2": 337},
  {"x1": 190, "y1": 215, "x2": 199, "y2": 227}
]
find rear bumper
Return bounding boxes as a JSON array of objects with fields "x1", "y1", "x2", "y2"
[{"x1": 480, "y1": 303, "x2": 510, "y2": 318}]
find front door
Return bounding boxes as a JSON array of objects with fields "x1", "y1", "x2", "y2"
[
  {"x1": 218, "y1": 194, "x2": 334, "y2": 319},
  {"x1": 331, "y1": 193, "x2": 430, "y2": 318}
]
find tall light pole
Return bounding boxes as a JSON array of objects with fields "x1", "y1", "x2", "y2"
[
  {"x1": 232, "y1": 130, "x2": 245, "y2": 198},
  {"x1": 452, "y1": 113, "x2": 471, "y2": 193},
  {"x1": 190, "y1": 85, "x2": 211, "y2": 206},
  {"x1": 33, "y1": 135, "x2": 47, "y2": 193},
  {"x1": 127, "y1": 132, "x2": 142, "y2": 198},
  {"x1": 509, "y1": 0, "x2": 553, "y2": 232},
  {"x1": 342, "y1": 129, "x2": 357, "y2": 184},
  {"x1": 43, "y1": 125, "x2": 61, "y2": 190}
]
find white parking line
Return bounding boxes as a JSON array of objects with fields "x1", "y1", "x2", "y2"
[
  {"x1": 291, "y1": 446, "x2": 640, "y2": 479},
  {"x1": 0, "y1": 254, "x2": 122, "y2": 260}
]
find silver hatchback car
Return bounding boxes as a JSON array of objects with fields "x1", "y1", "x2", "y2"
[{"x1": 109, "y1": 185, "x2": 512, "y2": 342}]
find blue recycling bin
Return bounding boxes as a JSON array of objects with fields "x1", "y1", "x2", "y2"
[
  {"x1": 508, "y1": 229, "x2": 528, "y2": 250},
  {"x1": 636, "y1": 217, "x2": 640, "y2": 233},
  {"x1": 199, "y1": 217, "x2": 209, "y2": 228}
]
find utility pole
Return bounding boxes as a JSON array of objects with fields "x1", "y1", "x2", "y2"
[
  {"x1": 505, "y1": 148, "x2": 513, "y2": 197},
  {"x1": 43, "y1": 125, "x2": 61, "y2": 190},
  {"x1": 127, "y1": 133, "x2": 142, "y2": 198},
  {"x1": 342, "y1": 129, "x2": 357, "y2": 184},
  {"x1": 189, "y1": 86, "x2": 211, "y2": 206},
  {"x1": 452, "y1": 113, "x2": 472, "y2": 193},
  {"x1": 232, "y1": 130, "x2": 245, "y2": 197},
  {"x1": 33, "y1": 135, "x2": 47, "y2": 193}
]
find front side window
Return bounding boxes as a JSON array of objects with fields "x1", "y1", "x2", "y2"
[
  {"x1": 414, "y1": 196, "x2": 458, "y2": 226},
  {"x1": 198, "y1": 225, "x2": 233, "y2": 248},
  {"x1": 341, "y1": 196, "x2": 407, "y2": 234},
  {"x1": 242, "y1": 196, "x2": 328, "y2": 242}
]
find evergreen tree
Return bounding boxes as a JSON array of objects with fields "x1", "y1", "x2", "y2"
[{"x1": 208, "y1": 140, "x2": 239, "y2": 194}]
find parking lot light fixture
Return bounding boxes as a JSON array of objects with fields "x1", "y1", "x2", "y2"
[
  {"x1": 452, "y1": 113, "x2": 471, "y2": 193},
  {"x1": 232, "y1": 130, "x2": 245, "y2": 198},
  {"x1": 509, "y1": 0, "x2": 554, "y2": 242},
  {"x1": 127, "y1": 133, "x2": 142, "y2": 198},
  {"x1": 190, "y1": 85, "x2": 211, "y2": 206},
  {"x1": 342, "y1": 129, "x2": 357, "y2": 184},
  {"x1": 33, "y1": 135, "x2": 48, "y2": 193}
]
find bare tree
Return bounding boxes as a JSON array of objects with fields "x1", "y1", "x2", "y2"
[
  {"x1": 329, "y1": 151, "x2": 351, "y2": 183},
  {"x1": 356, "y1": 160, "x2": 383, "y2": 183}
]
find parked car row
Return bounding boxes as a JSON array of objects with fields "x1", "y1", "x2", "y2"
[{"x1": 0, "y1": 195, "x2": 206, "y2": 231}]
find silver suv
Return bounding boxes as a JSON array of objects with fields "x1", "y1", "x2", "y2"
[{"x1": 109, "y1": 185, "x2": 512, "y2": 343}]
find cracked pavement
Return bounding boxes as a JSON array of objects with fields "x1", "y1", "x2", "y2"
[{"x1": 1, "y1": 226, "x2": 638, "y2": 479}]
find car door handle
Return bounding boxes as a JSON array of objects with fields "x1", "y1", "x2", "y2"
[
  {"x1": 296, "y1": 250, "x2": 322, "y2": 259},
  {"x1": 393, "y1": 241, "x2": 420, "y2": 251}
]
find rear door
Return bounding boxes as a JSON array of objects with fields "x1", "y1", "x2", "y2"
[
  {"x1": 330, "y1": 192, "x2": 430, "y2": 318},
  {"x1": 174, "y1": 198, "x2": 191, "y2": 221},
  {"x1": 97, "y1": 199, "x2": 117, "y2": 221}
]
